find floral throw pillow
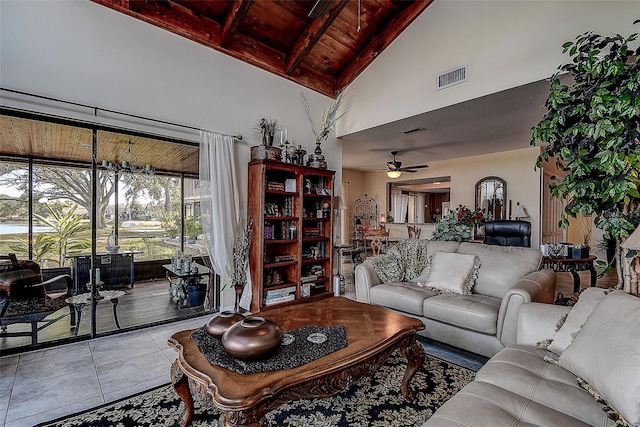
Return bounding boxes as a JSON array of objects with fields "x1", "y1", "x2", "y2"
[{"x1": 369, "y1": 253, "x2": 404, "y2": 283}]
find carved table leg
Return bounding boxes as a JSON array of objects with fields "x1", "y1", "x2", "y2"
[
  {"x1": 171, "y1": 360, "x2": 195, "y2": 427},
  {"x1": 399, "y1": 336, "x2": 425, "y2": 402}
]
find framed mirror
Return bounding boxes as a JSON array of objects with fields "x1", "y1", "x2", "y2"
[
  {"x1": 475, "y1": 176, "x2": 506, "y2": 221},
  {"x1": 386, "y1": 176, "x2": 451, "y2": 224}
]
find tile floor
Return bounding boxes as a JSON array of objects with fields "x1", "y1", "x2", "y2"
[{"x1": 0, "y1": 314, "x2": 208, "y2": 427}]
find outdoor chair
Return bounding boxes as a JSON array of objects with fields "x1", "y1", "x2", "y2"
[{"x1": 0, "y1": 254, "x2": 74, "y2": 345}]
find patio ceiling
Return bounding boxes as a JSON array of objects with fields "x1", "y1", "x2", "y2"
[{"x1": 0, "y1": 115, "x2": 200, "y2": 175}]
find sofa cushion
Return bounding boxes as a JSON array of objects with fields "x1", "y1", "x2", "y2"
[
  {"x1": 457, "y1": 242, "x2": 542, "y2": 299},
  {"x1": 475, "y1": 346, "x2": 614, "y2": 426},
  {"x1": 559, "y1": 290, "x2": 640, "y2": 426},
  {"x1": 422, "y1": 293, "x2": 501, "y2": 334},
  {"x1": 424, "y1": 252, "x2": 480, "y2": 295},
  {"x1": 369, "y1": 282, "x2": 439, "y2": 316},
  {"x1": 547, "y1": 287, "x2": 609, "y2": 354}
]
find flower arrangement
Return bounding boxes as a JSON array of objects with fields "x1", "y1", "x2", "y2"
[
  {"x1": 432, "y1": 205, "x2": 485, "y2": 243},
  {"x1": 301, "y1": 90, "x2": 347, "y2": 147}
]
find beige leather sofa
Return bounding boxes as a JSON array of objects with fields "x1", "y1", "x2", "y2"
[
  {"x1": 355, "y1": 241, "x2": 556, "y2": 357},
  {"x1": 424, "y1": 291, "x2": 640, "y2": 427}
]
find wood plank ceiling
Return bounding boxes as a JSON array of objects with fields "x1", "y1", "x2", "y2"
[
  {"x1": 1, "y1": 1, "x2": 434, "y2": 174},
  {"x1": 0, "y1": 116, "x2": 201, "y2": 175},
  {"x1": 92, "y1": 0, "x2": 434, "y2": 97}
]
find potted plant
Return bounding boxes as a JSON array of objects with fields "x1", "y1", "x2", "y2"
[
  {"x1": 432, "y1": 205, "x2": 485, "y2": 243},
  {"x1": 184, "y1": 216, "x2": 203, "y2": 244},
  {"x1": 250, "y1": 117, "x2": 282, "y2": 161},
  {"x1": 530, "y1": 23, "x2": 640, "y2": 288}
]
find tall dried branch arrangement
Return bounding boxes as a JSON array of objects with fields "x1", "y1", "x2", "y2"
[
  {"x1": 231, "y1": 217, "x2": 253, "y2": 287},
  {"x1": 301, "y1": 90, "x2": 347, "y2": 147}
]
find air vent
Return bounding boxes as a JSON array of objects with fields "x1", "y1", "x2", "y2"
[
  {"x1": 437, "y1": 65, "x2": 467, "y2": 90},
  {"x1": 402, "y1": 127, "x2": 427, "y2": 135}
]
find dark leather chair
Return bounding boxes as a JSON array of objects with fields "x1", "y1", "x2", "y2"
[
  {"x1": 0, "y1": 254, "x2": 74, "y2": 344},
  {"x1": 483, "y1": 220, "x2": 531, "y2": 247}
]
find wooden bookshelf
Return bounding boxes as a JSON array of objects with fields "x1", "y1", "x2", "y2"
[{"x1": 248, "y1": 159, "x2": 335, "y2": 312}]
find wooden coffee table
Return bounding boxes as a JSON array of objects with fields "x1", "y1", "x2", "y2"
[{"x1": 168, "y1": 297, "x2": 425, "y2": 427}]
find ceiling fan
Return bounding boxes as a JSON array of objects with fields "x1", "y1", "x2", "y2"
[{"x1": 386, "y1": 151, "x2": 429, "y2": 178}]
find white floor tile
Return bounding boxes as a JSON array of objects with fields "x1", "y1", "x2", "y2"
[
  {"x1": 7, "y1": 366, "x2": 101, "y2": 423},
  {"x1": 96, "y1": 349, "x2": 172, "y2": 396}
]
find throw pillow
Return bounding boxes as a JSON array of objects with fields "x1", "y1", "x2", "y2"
[
  {"x1": 547, "y1": 287, "x2": 610, "y2": 354},
  {"x1": 424, "y1": 252, "x2": 481, "y2": 295},
  {"x1": 558, "y1": 290, "x2": 640, "y2": 426},
  {"x1": 369, "y1": 253, "x2": 404, "y2": 283}
]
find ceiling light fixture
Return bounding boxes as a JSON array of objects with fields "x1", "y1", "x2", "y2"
[
  {"x1": 387, "y1": 170, "x2": 402, "y2": 179},
  {"x1": 101, "y1": 139, "x2": 154, "y2": 178}
]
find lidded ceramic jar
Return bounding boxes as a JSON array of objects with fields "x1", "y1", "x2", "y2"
[
  {"x1": 221, "y1": 317, "x2": 283, "y2": 360},
  {"x1": 205, "y1": 311, "x2": 245, "y2": 337}
]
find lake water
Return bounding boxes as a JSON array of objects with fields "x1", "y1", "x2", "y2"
[{"x1": 0, "y1": 223, "x2": 54, "y2": 234}]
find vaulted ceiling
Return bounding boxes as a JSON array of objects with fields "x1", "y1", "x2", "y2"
[{"x1": 92, "y1": 0, "x2": 434, "y2": 98}]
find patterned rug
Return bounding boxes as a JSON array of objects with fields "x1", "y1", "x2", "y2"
[{"x1": 37, "y1": 351, "x2": 475, "y2": 427}]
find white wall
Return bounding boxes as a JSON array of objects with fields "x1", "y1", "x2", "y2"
[
  {"x1": 339, "y1": 0, "x2": 640, "y2": 135},
  {"x1": 0, "y1": 0, "x2": 338, "y2": 307},
  {"x1": 360, "y1": 148, "x2": 543, "y2": 247}
]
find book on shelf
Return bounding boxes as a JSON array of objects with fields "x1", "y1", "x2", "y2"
[
  {"x1": 273, "y1": 254, "x2": 295, "y2": 263},
  {"x1": 265, "y1": 285, "x2": 296, "y2": 298},
  {"x1": 264, "y1": 293, "x2": 295, "y2": 306},
  {"x1": 267, "y1": 182, "x2": 285, "y2": 191},
  {"x1": 301, "y1": 275, "x2": 317, "y2": 283}
]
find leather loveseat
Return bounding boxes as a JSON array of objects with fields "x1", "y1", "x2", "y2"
[
  {"x1": 424, "y1": 289, "x2": 640, "y2": 426},
  {"x1": 355, "y1": 240, "x2": 556, "y2": 357}
]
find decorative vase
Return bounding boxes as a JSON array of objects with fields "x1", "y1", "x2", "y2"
[
  {"x1": 221, "y1": 317, "x2": 283, "y2": 360},
  {"x1": 206, "y1": 311, "x2": 245, "y2": 337},
  {"x1": 106, "y1": 227, "x2": 119, "y2": 252},
  {"x1": 314, "y1": 141, "x2": 323, "y2": 155}
]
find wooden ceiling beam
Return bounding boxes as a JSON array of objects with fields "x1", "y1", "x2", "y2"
[
  {"x1": 127, "y1": 0, "x2": 145, "y2": 13},
  {"x1": 93, "y1": 0, "x2": 221, "y2": 45},
  {"x1": 336, "y1": 0, "x2": 434, "y2": 91},
  {"x1": 285, "y1": 0, "x2": 349, "y2": 75},
  {"x1": 220, "y1": 0, "x2": 253, "y2": 49}
]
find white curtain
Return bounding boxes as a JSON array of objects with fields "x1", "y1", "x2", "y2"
[
  {"x1": 416, "y1": 194, "x2": 425, "y2": 223},
  {"x1": 392, "y1": 191, "x2": 409, "y2": 223},
  {"x1": 199, "y1": 131, "x2": 251, "y2": 310}
]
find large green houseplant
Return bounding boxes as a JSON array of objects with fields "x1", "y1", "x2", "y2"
[{"x1": 530, "y1": 23, "x2": 640, "y2": 288}]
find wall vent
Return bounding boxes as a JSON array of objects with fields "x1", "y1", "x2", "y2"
[{"x1": 437, "y1": 65, "x2": 467, "y2": 90}]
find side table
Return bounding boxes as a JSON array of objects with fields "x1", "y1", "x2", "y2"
[
  {"x1": 542, "y1": 256, "x2": 597, "y2": 293},
  {"x1": 163, "y1": 263, "x2": 210, "y2": 303},
  {"x1": 66, "y1": 290, "x2": 125, "y2": 335}
]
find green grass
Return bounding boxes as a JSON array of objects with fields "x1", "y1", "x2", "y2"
[{"x1": 0, "y1": 226, "x2": 206, "y2": 268}]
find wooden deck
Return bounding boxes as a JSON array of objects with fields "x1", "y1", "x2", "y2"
[{"x1": 0, "y1": 278, "x2": 215, "y2": 353}]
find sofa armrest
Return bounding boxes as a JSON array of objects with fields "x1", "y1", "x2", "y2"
[
  {"x1": 516, "y1": 302, "x2": 571, "y2": 346},
  {"x1": 496, "y1": 269, "x2": 556, "y2": 346},
  {"x1": 354, "y1": 261, "x2": 382, "y2": 303}
]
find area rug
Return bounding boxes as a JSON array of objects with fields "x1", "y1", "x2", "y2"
[{"x1": 37, "y1": 351, "x2": 475, "y2": 427}]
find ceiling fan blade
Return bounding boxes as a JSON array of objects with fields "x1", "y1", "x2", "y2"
[
  {"x1": 308, "y1": 0, "x2": 333, "y2": 18},
  {"x1": 403, "y1": 170, "x2": 419, "y2": 173},
  {"x1": 401, "y1": 164, "x2": 429, "y2": 170}
]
